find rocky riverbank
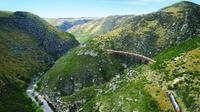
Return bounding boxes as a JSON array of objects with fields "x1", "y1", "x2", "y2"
[{"x1": 26, "y1": 75, "x2": 54, "y2": 112}]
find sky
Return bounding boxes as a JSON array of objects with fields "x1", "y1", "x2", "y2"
[{"x1": 0, "y1": 0, "x2": 200, "y2": 18}]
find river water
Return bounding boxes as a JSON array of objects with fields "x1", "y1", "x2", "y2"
[{"x1": 26, "y1": 77, "x2": 54, "y2": 112}]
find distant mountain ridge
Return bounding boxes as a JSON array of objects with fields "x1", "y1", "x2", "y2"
[
  {"x1": 45, "y1": 15, "x2": 135, "y2": 43},
  {"x1": 68, "y1": 15, "x2": 135, "y2": 43},
  {"x1": 44, "y1": 17, "x2": 97, "y2": 31}
]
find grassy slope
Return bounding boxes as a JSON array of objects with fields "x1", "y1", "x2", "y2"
[
  {"x1": 72, "y1": 36, "x2": 200, "y2": 112},
  {"x1": 0, "y1": 11, "x2": 78, "y2": 112},
  {"x1": 0, "y1": 26, "x2": 46, "y2": 112},
  {"x1": 79, "y1": 73, "x2": 162, "y2": 112},
  {"x1": 153, "y1": 36, "x2": 200, "y2": 69},
  {"x1": 88, "y1": 1, "x2": 200, "y2": 58},
  {"x1": 151, "y1": 36, "x2": 200, "y2": 111},
  {"x1": 39, "y1": 46, "x2": 125, "y2": 96}
]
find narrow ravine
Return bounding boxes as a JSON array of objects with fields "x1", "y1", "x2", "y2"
[{"x1": 26, "y1": 76, "x2": 54, "y2": 112}]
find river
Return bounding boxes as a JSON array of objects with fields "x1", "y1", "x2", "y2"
[{"x1": 26, "y1": 76, "x2": 54, "y2": 112}]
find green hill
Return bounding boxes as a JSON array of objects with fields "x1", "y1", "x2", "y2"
[
  {"x1": 0, "y1": 11, "x2": 79, "y2": 112},
  {"x1": 92, "y1": 1, "x2": 200, "y2": 57},
  {"x1": 38, "y1": 1, "x2": 200, "y2": 112}
]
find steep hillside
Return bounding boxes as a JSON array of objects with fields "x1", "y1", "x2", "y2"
[
  {"x1": 38, "y1": 1, "x2": 200, "y2": 112},
  {"x1": 0, "y1": 11, "x2": 79, "y2": 112},
  {"x1": 68, "y1": 15, "x2": 134, "y2": 43},
  {"x1": 93, "y1": 1, "x2": 200, "y2": 57},
  {"x1": 45, "y1": 18, "x2": 94, "y2": 31},
  {"x1": 77, "y1": 36, "x2": 200, "y2": 112}
]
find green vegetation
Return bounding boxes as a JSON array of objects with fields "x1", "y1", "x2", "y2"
[
  {"x1": 72, "y1": 36, "x2": 200, "y2": 112},
  {"x1": 153, "y1": 36, "x2": 200, "y2": 69},
  {"x1": 0, "y1": 26, "x2": 48, "y2": 112},
  {"x1": 79, "y1": 74, "x2": 161, "y2": 112},
  {"x1": 148, "y1": 36, "x2": 200, "y2": 111},
  {"x1": 0, "y1": 27, "x2": 48, "y2": 81},
  {"x1": 0, "y1": 75, "x2": 43, "y2": 112},
  {"x1": 39, "y1": 46, "x2": 124, "y2": 96},
  {"x1": 61, "y1": 86, "x2": 99, "y2": 106},
  {"x1": 0, "y1": 11, "x2": 78, "y2": 112},
  {"x1": 153, "y1": 47, "x2": 200, "y2": 111}
]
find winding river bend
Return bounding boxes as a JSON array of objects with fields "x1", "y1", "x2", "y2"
[{"x1": 26, "y1": 76, "x2": 54, "y2": 112}]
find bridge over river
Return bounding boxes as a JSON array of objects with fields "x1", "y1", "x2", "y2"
[{"x1": 105, "y1": 49, "x2": 156, "y2": 64}]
